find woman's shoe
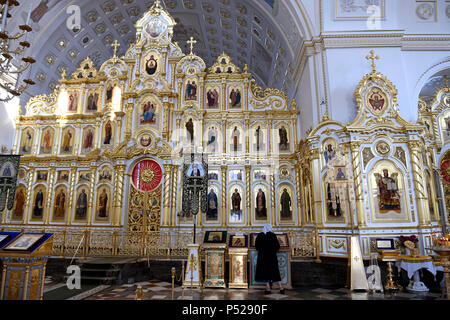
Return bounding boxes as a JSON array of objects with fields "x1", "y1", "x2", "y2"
[
  {"x1": 264, "y1": 290, "x2": 271, "y2": 295},
  {"x1": 279, "y1": 289, "x2": 285, "y2": 294}
]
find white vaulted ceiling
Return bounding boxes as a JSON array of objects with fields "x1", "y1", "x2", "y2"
[{"x1": 9, "y1": 0, "x2": 308, "y2": 106}]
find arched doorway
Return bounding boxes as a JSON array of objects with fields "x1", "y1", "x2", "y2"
[{"x1": 127, "y1": 159, "x2": 163, "y2": 231}]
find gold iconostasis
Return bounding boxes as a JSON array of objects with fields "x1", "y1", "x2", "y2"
[{"x1": 3, "y1": 3, "x2": 449, "y2": 259}]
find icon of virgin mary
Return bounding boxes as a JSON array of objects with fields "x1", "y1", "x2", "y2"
[{"x1": 146, "y1": 55, "x2": 158, "y2": 75}]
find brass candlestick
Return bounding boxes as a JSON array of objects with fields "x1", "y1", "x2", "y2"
[
  {"x1": 432, "y1": 247, "x2": 450, "y2": 300},
  {"x1": 171, "y1": 267, "x2": 175, "y2": 300}
]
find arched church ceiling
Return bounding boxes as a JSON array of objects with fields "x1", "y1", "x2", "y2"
[
  {"x1": 12, "y1": 0, "x2": 303, "y2": 105},
  {"x1": 419, "y1": 71, "x2": 450, "y2": 104}
]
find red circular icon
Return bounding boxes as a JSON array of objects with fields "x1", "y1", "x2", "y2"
[{"x1": 131, "y1": 159, "x2": 163, "y2": 191}]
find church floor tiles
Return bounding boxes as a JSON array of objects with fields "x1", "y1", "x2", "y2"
[{"x1": 42, "y1": 279, "x2": 446, "y2": 300}]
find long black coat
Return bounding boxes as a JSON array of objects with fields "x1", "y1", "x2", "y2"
[{"x1": 255, "y1": 232, "x2": 281, "y2": 282}]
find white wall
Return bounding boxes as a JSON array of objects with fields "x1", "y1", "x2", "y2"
[{"x1": 0, "y1": 98, "x2": 20, "y2": 152}]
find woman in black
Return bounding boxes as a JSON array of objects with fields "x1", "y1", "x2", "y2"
[{"x1": 255, "y1": 224, "x2": 284, "y2": 294}]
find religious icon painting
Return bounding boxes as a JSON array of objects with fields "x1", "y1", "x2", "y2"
[
  {"x1": 228, "y1": 86, "x2": 242, "y2": 109},
  {"x1": 229, "y1": 185, "x2": 244, "y2": 223},
  {"x1": 18, "y1": 169, "x2": 26, "y2": 180},
  {"x1": 0, "y1": 161, "x2": 15, "y2": 178},
  {"x1": 206, "y1": 86, "x2": 220, "y2": 109},
  {"x1": 369, "y1": 161, "x2": 409, "y2": 222},
  {"x1": 252, "y1": 125, "x2": 266, "y2": 153},
  {"x1": 98, "y1": 167, "x2": 113, "y2": 182},
  {"x1": 31, "y1": 185, "x2": 46, "y2": 221},
  {"x1": 105, "y1": 83, "x2": 118, "y2": 105},
  {"x1": 139, "y1": 99, "x2": 158, "y2": 125},
  {"x1": 56, "y1": 170, "x2": 69, "y2": 183},
  {"x1": 254, "y1": 169, "x2": 268, "y2": 181},
  {"x1": 138, "y1": 133, "x2": 152, "y2": 148},
  {"x1": 208, "y1": 171, "x2": 219, "y2": 181},
  {"x1": 95, "y1": 185, "x2": 111, "y2": 222},
  {"x1": 278, "y1": 185, "x2": 294, "y2": 222},
  {"x1": 229, "y1": 234, "x2": 248, "y2": 248},
  {"x1": 35, "y1": 170, "x2": 48, "y2": 183},
  {"x1": 186, "y1": 162, "x2": 205, "y2": 178},
  {"x1": 229, "y1": 169, "x2": 243, "y2": 181},
  {"x1": 145, "y1": 18, "x2": 167, "y2": 38},
  {"x1": 66, "y1": 91, "x2": 79, "y2": 112},
  {"x1": 279, "y1": 167, "x2": 291, "y2": 180},
  {"x1": 102, "y1": 120, "x2": 114, "y2": 146},
  {"x1": 60, "y1": 126, "x2": 75, "y2": 154},
  {"x1": 425, "y1": 171, "x2": 436, "y2": 221},
  {"x1": 86, "y1": 90, "x2": 100, "y2": 112},
  {"x1": 39, "y1": 127, "x2": 54, "y2": 155},
  {"x1": 277, "y1": 124, "x2": 290, "y2": 152},
  {"x1": 335, "y1": 166, "x2": 347, "y2": 181},
  {"x1": 52, "y1": 185, "x2": 68, "y2": 222},
  {"x1": 322, "y1": 138, "x2": 338, "y2": 166},
  {"x1": 3, "y1": 233, "x2": 44, "y2": 251},
  {"x1": 81, "y1": 126, "x2": 95, "y2": 154},
  {"x1": 205, "y1": 186, "x2": 219, "y2": 222},
  {"x1": 143, "y1": 52, "x2": 159, "y2": 76},
  {"x1": 184, "y1": 78, "x2": 198, "y2": 101},
  {"x1": 366, "y1": 87, "x2": 388, "y2": 116},
  {"x1": 204, "y1": 231, "x2": 228, "y2": 244},
  {"x1": 78, "y1": 171, "x2": 91, "y2": 183},
  {"x1": 440, "y1": 111, "x2": 450, "y2": 143},
  {"x1": 254, "y1": 185, "x2": 269, "y2": 221},
  {"x1": 19, "y1": 127, "x2": 34, "y2": 155},
  {"x1": 229, "y1": 125, "x2": 243, "y2": 153},
  {"x1": 324, "y1": 181, "x2": 345, "y2": 222},
  {"x1": 74, "y1": 185, "x2": 89, "y2": 222},
  {"x1": 11, "y1": 185, "x2": 26, "y2": 221},
  {"x1": 205, "y1": 126, "x2": 219, "y2": 153}
]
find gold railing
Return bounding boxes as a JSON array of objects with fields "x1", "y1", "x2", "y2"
[{"x1": 0, "y1": 228, "x2": 316, "y2": 259}]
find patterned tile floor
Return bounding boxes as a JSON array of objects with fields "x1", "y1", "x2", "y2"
[{"x1": 40, "y1": 278, "x2": 446, "y2": 300}]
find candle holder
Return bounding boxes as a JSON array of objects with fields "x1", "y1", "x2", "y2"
[{"x1": 432, "y1": 247, "x2": 450, "y2": 300}]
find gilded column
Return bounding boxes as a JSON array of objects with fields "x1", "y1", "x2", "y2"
[
  {"x1": 222, "y1": 119, "x2": 227, "y2": 154},
  {"x1": 221, "y1": 165, "x2": 227, "y2": 226},
  {"x1": 162, "y1": 50, "x2": 168, "y2": 77},
  {"x1": 177, "y1": 81, "x2": 183, "y2": 110},
  {"x1": 113, "y1": 164, "x2": 125, "y2": 227},
  {"x1": 295, "y1": 165, "x2": 302, "y2": 226},
  {"x1": 349, "y1": 141, "x2": 366, "y2": 228},
  {"x1": 170, "y1": 61, "x2": 176, "y2": 90},
  {"x1": 168, "y1": 103, "x2": 174, "y2": 141},
  {"x1": 270, "y1": 168, "x2": 276, "y2": 225},
  {"x1": 222, "y1": 82, "x2": 227, "y2": 111},
  {"x1": 311, "y1": 150, "x2": 324, "y2": 227},
  {"x1": 408, "y1": 141, "x2": 429, "y2": 226},
  {"x1": 245, "y1": 118, "x2": 250, "y2": 154},
  {"x1": 200, "y1": 79, "x2": 205, "y2": 110},
  {"x1": 87, "y1": 166, "x2": 96, "y2": 226},
  {"x1": 244, "y1": 81, "x2": 249, "y2": 111},
  {"x1": 170, "y1": 165, "x2": 179, "y2": 227},
  {"x1": 66, "y1": 167, "x2": 77, "y2": 226},
  {"x1": 176, "y1": 117, "x2": 182, "y2": 145},
  {"x1": 162, "y1": 164, "x2": 172, "y2": 227},
  {"x1": 292, "y1": 116, "x2": 298, "y2": 150},
  {"x1": 268, "y1": 118, "x2": 273, "y2": 156},
  {"x1": 24, "y1": 168, "x2": 35, "y2": 224},
  {"x1": 245, "y1": 165, "x2": 251, "y2": 226},
  {"x1": 115, "y1": 112, "x2": 123, "y2": 144},
  {"x1": 135, "y1": 52, "x2": 142, "y2": 78},
  {"x1": 44, "y1": 167, "x2": 56, "y2": 225},
  {"x1": 124, "y1": 103, "x2": 134, "y2": 140},
  {"x1": 162, "y1": 102, "x2": 169, "y2": 140}
]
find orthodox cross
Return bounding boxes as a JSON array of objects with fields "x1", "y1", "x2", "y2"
[
  {"x1": 153, "y1": 0, "x2": 161, "y2": 8},
  {"x1": 366, "y1": 50, "x2": 379, "y2": 73},
  {"x1": 187, "y1": 36, "x2": 197, "y2": 55},
  {"x1": 111, "y1": 40, "x2": 120, "y2": 58}
]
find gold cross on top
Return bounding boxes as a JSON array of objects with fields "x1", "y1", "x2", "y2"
[
  {"x1": 366, "y1": 50, "x2": 379, "y2": 73},
  {"x1": 187, "y1": 36, "x2": 197, "y2": 55},
  {"x1": 111, "y1": 40, "x2": 120, "y2": 57}
]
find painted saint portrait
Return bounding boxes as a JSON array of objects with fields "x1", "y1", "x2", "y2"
[
  {"x1": 96, "y1": 187, "x2": 109, "y2": 220},
  {"x1": 40, "y1": 128, "x2": 54, "y2": 154},
  {"x1": 323, "y1": 143, "x2": 336, "y2": 165},
  {"x1": 86, "y1": 92, "x2": 99, "y2": 112},
  {"x1": 187, "y1": 162, "x2": 204, "y2": 177},
  {"x1": 56, "y1": 170, "x2": 69, "y2": 183},
  {"x1": 31, "y1": 187, "x2": 45, "y2": 220},
  {"x1": 53, "y1": 187, "x2": 67, "y2": 221},
  {"x1": 139, "y1": 134, "x2": 152, "y2": 147},
  {"x1": 98, "y1": 169, "x2": 112, "y2": 182},
  {"x1": 36, "y1": 171, "x2": 48, "y2": 182},
  {"x1": 326, "y1": 183, "x2": 342, "y2": 218},
  {"x1": 146, "y1": 19, "x2": 166, "y2": 38},
  {"x1": 206, "y1": 188, "x2": 218, "y2": 221},
  {"x1": 278, "y1": 126, "x2": 289, "y2": 151},
  {"x1": 67, "y1": 92, "x2": 78, "y2": 112},
  {"x1": 60, "y1": 127, "x2": 74, "y2": 154},
  {"x1": 229, "y1": 88, "x2": 242, "y2": 108},
  {"x1": 374, "y1": 169, "x2": 401, "y2": 213},
  {"x1": 206, "y1": 128, "x2": 217, "y2": 153},
  {"x1": 103, "y1": 121, "x2": 113, "y2": 145},
  {"x1": 206, "y1": 88, "x2": 219, "y2": 108},
  {"x1": 146, "y1": 55, "x2": 158, "y2": 76},
  {"x1": 255, "y1": 188, "x2": 267, "y2": 220},
  {"x1": 254, "y1": 170, "x2": 267, "y2": 181},
  {"x1": 141, "y1": 101, "x2": 156, "y2": 124},
  {"x1": 20, "y1": 128, "x2": 33, "y2": 155},
  {"x1": 254, "y1": 126, "x2": 264, "y2": 152},
  {"x1": 185, "y1": 118, "x2": 194, "y2": 144},
  {"x1": 75, "y1": 187, "x2": 88, "y2": 221},
  {"x1": 336, "y1": 167, "x2": 346, "y2": 180},
  {"x1": 185, "y1": 80, "x2": 197, "y2": 101},
  {"x1": 0, "y1": 162, "x2": 13, "y2": 177},
  {"x1": 106, "y1": 84, "x2": 115, "y2": 104},
  {"x1": 12, "y1": 187, "x2": 26, "y2": 220},
  {"x1": 280, "y1": 188, "x2": 292, "y2": 221},
  {"x1": 81, "y1": 127, "x2": 94, "y2": 154},
  {"x1": 231, "y1": 126, "x2": 241, "y2": 152},
  {"x1": 230, "y1": 188, "x2": 242, "y2": 222}
]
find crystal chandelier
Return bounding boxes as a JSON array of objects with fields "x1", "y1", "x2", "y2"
[{"x1": 0, "y1": 0, "x2": 35, "y2": 102}]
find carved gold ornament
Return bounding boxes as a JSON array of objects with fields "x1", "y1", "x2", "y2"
[
  {"x1": 141, "y1": 169, "x2": 155, "y2": 183},
  {"x1": 376, "y1": 141, "x2": 391, "y2": 156}
]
